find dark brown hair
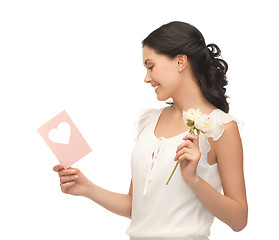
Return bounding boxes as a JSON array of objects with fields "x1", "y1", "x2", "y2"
[{"x1": 142, "y1": 21, "x2": 230, "y2": 113}]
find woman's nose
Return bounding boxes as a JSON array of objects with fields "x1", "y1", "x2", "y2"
[{"x1": 144, "y1": 72, "x2": 151, "y2": 83}]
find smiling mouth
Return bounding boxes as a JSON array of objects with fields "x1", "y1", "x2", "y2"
[{"x1": 154, "y1": 85, "x2": 159, "y2": 92}]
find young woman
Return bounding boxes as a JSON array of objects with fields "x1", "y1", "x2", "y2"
[{"x1": 53, "y1": 21, "x2": 248, "y2": 240}]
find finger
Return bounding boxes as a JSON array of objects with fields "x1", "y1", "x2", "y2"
[
  {"x1": 183, "y1": 134, "x2": 198, "y2": 141},
  {"x1": 174, "y1": 147, "x2": 191, "y2": 161},
  {"x1": 183, "y1": 134, "x2": 199, "y2": 147},
  {"x1": 177, "y1": 153, "x2": 192, "y2": 164},
  {"x1": 176, "y1": 150, "x2": 201, "y2": 164},
  {"x1": 53, "y1": 165, "x2": 64, "y2": 172},
  {"x1": 176, "y1": 140, "x2": 193, "y2": 153},
  {"x1": 185, "y1": 140, "x2": 195, "y2": 149},
  {"x1": 60, "y1": 182, "x2": 75, "y2": 194},
  {"x1": 60, "y1": 174, "x2": 79, "y2": 184},
  {"x1": 59, "y1": 168, "x2": 76, "y2": 177}
]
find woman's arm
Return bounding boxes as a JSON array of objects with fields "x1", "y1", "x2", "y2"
[
  {"x1": 85, "y1": 179, "x2": 133, "y2": 219},
  {"x1": 54, "y1": 165, "x2": 133, "y2": 219},
  {"x1": 187, "y1": 121, "x2": 248, "y2": 231}
]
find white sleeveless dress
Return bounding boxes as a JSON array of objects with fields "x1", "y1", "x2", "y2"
[{"x1": 125, "y1": 107, "x2": 244, "y2": 240}]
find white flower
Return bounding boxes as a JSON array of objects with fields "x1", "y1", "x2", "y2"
[
  {"x1": 182, "y1": 108, "x2": 217, "y2": 135},
  {"x1": 166, "y1": 107, "x2": 218, "y2": 185},
  {"x1": 194, "y1": 113, "x2": 216, "y2": 134},
  {"x1": 183, "y1": 108, "x2": 203, "y2": 122}
]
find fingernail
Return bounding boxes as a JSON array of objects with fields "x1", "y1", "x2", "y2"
[{"x1": 70, "y1": 169, "x2": 76, "y2": 173}]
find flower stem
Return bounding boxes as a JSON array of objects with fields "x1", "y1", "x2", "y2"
[{"x1": 166, "y1": 162, "x2": 179, "y2": 185}]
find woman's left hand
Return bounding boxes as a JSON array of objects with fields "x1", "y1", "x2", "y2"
[{"x1": 174, "y1": 134, "x2": 201, "y2": 183}]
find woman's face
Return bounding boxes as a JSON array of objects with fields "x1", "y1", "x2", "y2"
[{"x1": 142, "y1": 45, "x2": 182, "y2": 101}]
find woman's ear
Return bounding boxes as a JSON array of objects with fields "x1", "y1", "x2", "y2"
[{"x1": 177, "y1": 54, "x2": 187, "y2": 72}]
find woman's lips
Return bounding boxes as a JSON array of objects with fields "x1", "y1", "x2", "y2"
[{"x1": 154, "y1": 85, "x2": 159, "y2": 92}]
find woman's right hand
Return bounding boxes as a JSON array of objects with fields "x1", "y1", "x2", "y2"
[{"x1": 53, "y1": 165, "x2": 93, "y2": 197}]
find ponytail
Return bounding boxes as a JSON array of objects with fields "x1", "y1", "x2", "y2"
[{"x1": 197, "y1": 43, "x2": 229, "y2": 113}]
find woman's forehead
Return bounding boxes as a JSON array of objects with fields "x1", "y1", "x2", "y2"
[{"x1": 142, "y1": 46, "x2": 157, "y2": 64}]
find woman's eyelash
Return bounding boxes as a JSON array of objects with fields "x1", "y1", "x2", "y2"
[{"x1": 148, "y1": 66, "x2": 154, "y2": 70}]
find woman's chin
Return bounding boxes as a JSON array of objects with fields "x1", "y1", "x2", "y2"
[{"x1": 156, "y1": 93, "x2": 169, "y2": 102}]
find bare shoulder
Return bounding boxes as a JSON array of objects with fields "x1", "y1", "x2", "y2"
[{"x1": 215, "y1": 120, "x2": 242, "y2": 153}]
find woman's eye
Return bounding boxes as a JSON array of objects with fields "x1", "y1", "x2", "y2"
[{"x1": 148, "y1": 66, "x2": 154, "y2": 71}]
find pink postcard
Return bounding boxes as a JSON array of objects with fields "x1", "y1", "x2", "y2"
[{"x1": 37, "y1": 110, "x2": 92, "y2": 169}]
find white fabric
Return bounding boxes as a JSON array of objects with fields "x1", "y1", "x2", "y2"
[{"x1": 126, "y1": 107, "x2": 244, "y2": 240}]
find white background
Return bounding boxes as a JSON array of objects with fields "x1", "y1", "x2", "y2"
[{"x1": 1, "y1": 0, "x2": 278, "y2": 239}]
